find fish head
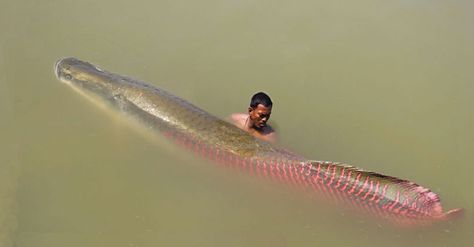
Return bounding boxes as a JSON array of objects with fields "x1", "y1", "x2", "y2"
[{"x1": 54, "y1": 57, "x2": 122, "y2": 102}]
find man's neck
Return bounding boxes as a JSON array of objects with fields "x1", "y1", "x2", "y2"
[{"x1": 245, "y1": 117, "x2": 264, "y2": 133}]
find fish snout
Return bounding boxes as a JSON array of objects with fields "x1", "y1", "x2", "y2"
[{"x1": 54, "y1": 59, "x2": 62, "y2": 79}]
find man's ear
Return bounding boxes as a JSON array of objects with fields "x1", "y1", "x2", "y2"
[{"x1": 248, "y1": 107, "x2": 253, "y2": 114}]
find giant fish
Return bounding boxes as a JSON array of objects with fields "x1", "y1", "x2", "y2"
[{"x1": 54, "y1": 57, "x2": 462, "y2": 226}]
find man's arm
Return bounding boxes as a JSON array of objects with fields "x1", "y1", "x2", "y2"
[{"x1": 261, "y1": 131, "x2": 277, "y2": 143}]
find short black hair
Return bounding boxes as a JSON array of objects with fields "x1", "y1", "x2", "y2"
[{"x1": 250, "y1": 92, "x2": 273, "y2": 108}]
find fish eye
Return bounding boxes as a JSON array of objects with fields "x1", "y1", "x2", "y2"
[{"x1": 65, "y1": 74, "x2": 72, "y2": 80}]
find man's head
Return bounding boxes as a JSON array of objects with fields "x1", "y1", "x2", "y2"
[{"x1": 248, "y1": 92, "x2": 273, "y2": 129}]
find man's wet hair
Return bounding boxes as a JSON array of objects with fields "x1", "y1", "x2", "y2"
[{"x1": 250, "y1": 92, "x2": 273, "y2": 108}]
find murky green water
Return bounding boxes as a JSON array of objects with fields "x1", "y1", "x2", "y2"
[{"x1": 1, "y1": 0, "x2": 473, "y2": 246}]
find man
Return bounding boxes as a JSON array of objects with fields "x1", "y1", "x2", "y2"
[{"x1": 230, "y1": 92, "x2": 276, "y2": 143}]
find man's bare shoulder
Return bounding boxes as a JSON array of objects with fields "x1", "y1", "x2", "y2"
[
  {"x1": 229, "y1": 113, "x2": 247, "y2": 128},
  {"x1": 230, "y1": 113, "x2": 247, "y2": 121}
]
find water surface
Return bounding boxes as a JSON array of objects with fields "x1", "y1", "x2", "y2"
[{"x1": 1, "y1": 0, "x2": 473, "y2": 246}]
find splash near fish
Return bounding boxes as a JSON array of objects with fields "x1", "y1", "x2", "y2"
[{"x1": 54, "y1": 57, "x2": 463, "y2": 226}]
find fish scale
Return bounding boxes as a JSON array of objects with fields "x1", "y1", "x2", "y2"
[{"x1": 54, "y1": 57, "x2": 463, "y2": 226}]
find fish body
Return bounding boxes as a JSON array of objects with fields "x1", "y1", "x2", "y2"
[{"x1": 54, "y1": 57, "x2": 462, "y2": 225}]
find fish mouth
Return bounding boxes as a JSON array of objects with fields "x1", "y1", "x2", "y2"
[{"x1": 54, "y1": 58, "x2": 64, "y2": 79}]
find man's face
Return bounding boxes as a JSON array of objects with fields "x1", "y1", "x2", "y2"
[{"x1": 248, "y1": 104, "x2": 272, "y2": 129}]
